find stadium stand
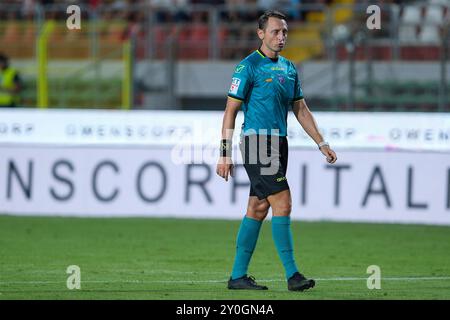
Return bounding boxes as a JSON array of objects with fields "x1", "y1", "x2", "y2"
[{"x1": 0, "y1": 0, "x2": 448, "y2": 110}]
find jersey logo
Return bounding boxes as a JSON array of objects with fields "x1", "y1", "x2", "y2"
[
  {"x1": 265, "y1": 78, "x2": 273, "y2": 82},
  {"x1": 229, "y1": 77, "x2": 241, "y2": 94},
  {"x1": 235, "y1": 65, "x2": 245, "y2": 73}
]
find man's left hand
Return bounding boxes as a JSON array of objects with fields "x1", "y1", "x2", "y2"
[{"x1": 320, "y1": 146, "x2": 337, "y2": 164}]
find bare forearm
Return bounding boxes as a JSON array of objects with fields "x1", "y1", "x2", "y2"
[
  {"x1": 293, "y1": 99, "x2": 337, "y2": 163},
  {"x1": 294, "y1": 100, "x2": 324, "y2": 145},
  {"x1": 299, "y1": 110, "x2": 324, "y2": 144},
  {"x1": 221, "y1": 99, "x2": 241, "y2": 141},
  {"x1": 221, "y1": 111, "x2": 236, "y2": 140},
  {"x1": 217, "y1": 98, "x2": 240, "y2": 180}
]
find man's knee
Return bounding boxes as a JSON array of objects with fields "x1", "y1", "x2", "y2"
[
  {"x1": 271, "y1": 196, "x2": 292, "y2": 216},
  {"x1": 273, "y1": 202, "x2": 291, "y2": 216},
  {"x1": 247, "y1": 201, "x2": 270, "y2": 220},
  {"x1": 268, "y1": 190, "x2": 292, "y2": 216},
  {"x1": 256, "y1": 202, "x2": 270, "y2": 216}
]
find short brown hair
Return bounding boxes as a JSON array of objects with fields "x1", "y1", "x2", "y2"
[{"x1": 258, "y1": 10, "x2": 287, "y2": 30}]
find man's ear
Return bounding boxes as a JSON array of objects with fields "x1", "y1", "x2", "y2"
[{"x1": 257, "y1": 28, "x2": 264, "y2": 40}]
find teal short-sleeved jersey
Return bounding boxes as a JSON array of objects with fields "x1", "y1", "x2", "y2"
[{"x1": 227, "y1": 49, "x2": 304, "y2": 137}]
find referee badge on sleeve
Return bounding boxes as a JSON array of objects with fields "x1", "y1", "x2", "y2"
[{"x1": 229, "y1": 77, "x2": 241, "y2": 95}]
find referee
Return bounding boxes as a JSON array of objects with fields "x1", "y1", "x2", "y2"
[{"x1": 216, "y1": 10, "x2": 337, "y2": 291}]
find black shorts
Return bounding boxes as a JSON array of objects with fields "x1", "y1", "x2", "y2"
[{"x1": 239, "y1": 134, "x2": 289, "y2": 200}]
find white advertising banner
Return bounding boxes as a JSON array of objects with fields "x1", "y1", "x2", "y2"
[
  {"x1": 0, "y1": 109, "x2": 449, "y2": 225},
  {"x1": 1, "y1": 109, "x2": 449, "y2": 151},
  {"x1": 1, "y1": 146, "x2": 449, "y2": 225}
]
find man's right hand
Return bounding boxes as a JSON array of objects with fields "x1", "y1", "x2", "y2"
[{"x1": 216, "y1": 157, "x2": 234, "y2": 182}]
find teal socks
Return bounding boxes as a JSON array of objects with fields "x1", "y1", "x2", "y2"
[
  {"x1": 230, "y1": 215, "x2": 299, "y2": 280},
  {"x1": 230, "y1": 216, "x2": 263, "y2": 280},
  {"x1": 272, "y1": 216, "x2": 299, "y2": 279}
]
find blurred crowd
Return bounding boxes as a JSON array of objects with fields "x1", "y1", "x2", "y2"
[
  {"x1": 0, "y1": 0, "x2": 420, "y2": 24},
  {"x1": 2, "y1": 1, "x2": 321, "y2": 20},
  {"x1": 1, "y1": 0, "x2": 410, "y2": 8},
  {"x1": 0, "y1": 0, "x2": 338, "y2": 34}
]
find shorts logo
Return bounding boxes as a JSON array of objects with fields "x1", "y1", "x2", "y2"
[
  {"x1": 229, "y1": 77, "x2": 241, "y2": 95},
  {"x1": 276, "y1": 176, "x2": 287, "y2": 182}
]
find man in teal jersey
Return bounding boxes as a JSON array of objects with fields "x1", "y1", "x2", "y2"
[{"x1": 216, "y1": 10, "x2": 337, "y2": 291}]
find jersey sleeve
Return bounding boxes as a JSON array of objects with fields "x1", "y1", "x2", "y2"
[
  {"x1": 293, "y1": 70, "x2": 304, "y2": 102},
  {"x1": 227, "y1": 61, "x2": 252, "y2": 101}
]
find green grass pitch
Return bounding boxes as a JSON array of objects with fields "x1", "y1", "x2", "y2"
[{"x1": 1, "y1": 215, "x2": 450, "y2": 300}]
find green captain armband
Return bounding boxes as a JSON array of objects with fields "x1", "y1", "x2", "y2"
[{"x1": 220, "y1": 139, "x2": 232, "y2": 157}]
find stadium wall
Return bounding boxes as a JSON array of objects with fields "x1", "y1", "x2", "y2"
[{"x1": 1, "y1": 109, "x2": 449, "y2": 225}]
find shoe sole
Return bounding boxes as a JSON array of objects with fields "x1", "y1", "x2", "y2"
[
  {"x1": 288, "y1": 280, "x2": 315, "y2": 292},
  {"x1": 228, "y1": 286, "x2": 268, "y2": 290}
]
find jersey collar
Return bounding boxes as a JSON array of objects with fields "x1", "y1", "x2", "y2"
[{"x1": 256, "y1": 48, "x2": 279, "y2": 62}]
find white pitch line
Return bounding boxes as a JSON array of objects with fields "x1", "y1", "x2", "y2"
[
  {"x1": 317, "y1": 276, "x2": 450, "y2": 281},
  {"x1": 1, "y1": 276, "x2": 450, "y2": 285},
  {"x1": 0, "y1": 269, "x2": 227, "y2": 275}
]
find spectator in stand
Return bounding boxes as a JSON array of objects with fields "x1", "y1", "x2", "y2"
[
  {"x1": 191, "y1": 0, "x2": 225, "y2": 4},
  {"x1": 0, "y1": 53, "x2": 23, "y2": 108},
  {"x1": 149, "y1": 0, "x2": 189, "y2": 23},
  {"x1": 258, "y1": 0, "x2": 302, "y2": 20}
]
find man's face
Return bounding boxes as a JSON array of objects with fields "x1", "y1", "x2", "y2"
[{"x1": 258, "y1": 17, "x2": 288, "y2": 53}]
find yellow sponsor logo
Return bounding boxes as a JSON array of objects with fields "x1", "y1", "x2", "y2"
[
  {"x1": 235, "y1": 65, "x2": 245, "y2": 73},
  {"x1": 265, "y1": 78, "x2": 273, "y2": 82}
]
